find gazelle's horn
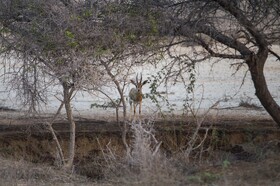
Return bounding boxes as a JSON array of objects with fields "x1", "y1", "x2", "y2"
[
  {"x1": 140, "y1": 73, "x2": 143, "y2": 83},
  {"x1": 136, "y1": 73, "x2": 139, "y2": 83}
]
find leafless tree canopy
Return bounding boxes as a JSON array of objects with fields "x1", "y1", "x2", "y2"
[{"x1": 112, "y1": 0, "x2": 280, "y2": 125}]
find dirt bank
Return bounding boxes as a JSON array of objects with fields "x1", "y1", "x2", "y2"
[{"x1": 0, "y1": 108, "x2": 278, "y2": 163}]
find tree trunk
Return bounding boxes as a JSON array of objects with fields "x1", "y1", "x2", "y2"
[
  {"x1": 120, "y1": 93, "x2": 127, "y2": 119},
  {"x1": 47, "y1": 102, "x2": 66, "y2": 166},
  {"x1": 62, "y1": 83, "x2": 76, "y2": 169},
  {"x1": 247, "y1": 54, "x2": 280, "y2": 126}
]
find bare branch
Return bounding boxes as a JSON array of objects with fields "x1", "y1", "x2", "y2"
[{"x1": 269, "y1": 49, "x2": 280, "y2": 61}]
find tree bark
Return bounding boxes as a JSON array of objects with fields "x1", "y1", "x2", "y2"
[
  {"x1": 62, "y1": 83, "x2": 76, "y2": 169},
  {"x1": 246, "y1": 53, "x2": 280, "y2": 125},
  {"x1": 47, "y1": 102, "x2": 66, "y2": 166}
]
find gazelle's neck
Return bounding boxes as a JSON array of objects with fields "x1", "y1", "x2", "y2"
[{"x1": 136, "y1": 92, "x2": 143, "y2": 102}]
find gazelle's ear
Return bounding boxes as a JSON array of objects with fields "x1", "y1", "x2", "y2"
[
  {"x1": 142, "y1": 80, "x2": 148, "y2": 85},
  {"x1": 131, "y1": 79, "x2": 136, "y2": 85}
]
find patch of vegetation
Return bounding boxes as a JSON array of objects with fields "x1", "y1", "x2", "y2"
[
  {"x1": 91, "y1": 99, "x2": 120, "y2": 110},
  {"x1": 187, "y1": 171, "x2": 220, "y2": 184},
  {"x1": 239, "y1": 97, "x2": 262, "y2": 110},
  {"x1": 0, "y1": 157, "x2": 88, "y2": 185}
]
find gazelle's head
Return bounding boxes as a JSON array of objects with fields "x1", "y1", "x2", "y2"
[{"x1": 130, "y1": 73, "x2": 148, "y2": 93}]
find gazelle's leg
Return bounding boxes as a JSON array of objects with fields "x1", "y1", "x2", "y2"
[
  {"x1": 139, "y1": 102, "x2": 142, "y2": 115},
  {"x1": 133, "y1": 103, "x2": 136, "y2": 119},
  {"x1": 129, "y1": 102, "x2": 132, "y2": 121},
  {"x1": 139, "y1": 102, "x2": 142, "y2": 120}
]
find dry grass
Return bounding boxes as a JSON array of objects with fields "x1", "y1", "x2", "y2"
[{"x1": 0, "y1": 157, "x2": 90, "y2": 185}]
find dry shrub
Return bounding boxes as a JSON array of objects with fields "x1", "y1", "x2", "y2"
[{"x1": 102, "y1": 120, "x2": 190, "y2": 185}]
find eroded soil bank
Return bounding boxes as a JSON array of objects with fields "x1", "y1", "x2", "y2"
[{"x1": 0, "y1": 114, "x2": 279, "y2": 164}]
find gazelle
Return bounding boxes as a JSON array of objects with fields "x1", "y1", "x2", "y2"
[{"x1": 129, "y1": 74, "x2": 148, "y2": 119}]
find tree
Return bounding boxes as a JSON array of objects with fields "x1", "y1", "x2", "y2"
[
  {"x1": 0, "y1": 0, "x2": 158, "y2": 168},
  {"x1": 0, "y1": 0, "x2": 109, "y2": 169},
  {"x1": 177, "y1": 0, "x2": 280, "y2": 125},
  {"x1": 115, "y1": 0, "x2": 280, "y2": 125}
]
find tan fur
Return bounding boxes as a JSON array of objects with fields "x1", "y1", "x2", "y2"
[{"x1": 129, "y1": 74, "x2": 148, "y2": 119}]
